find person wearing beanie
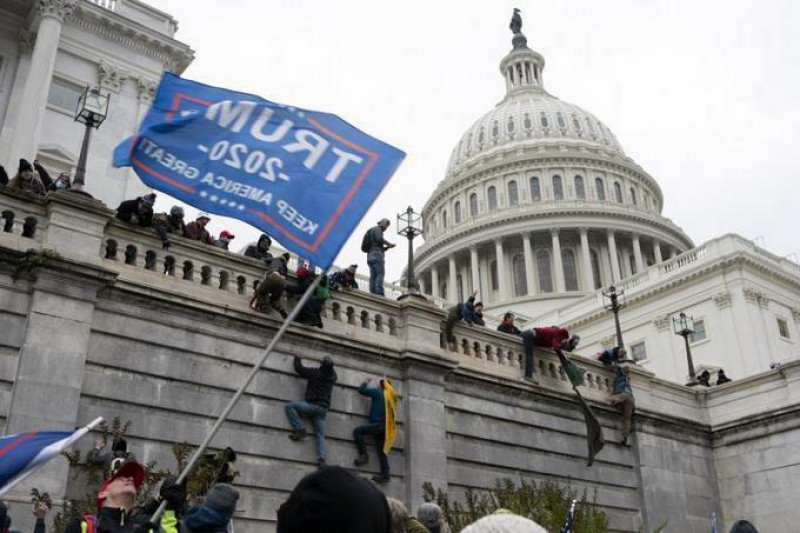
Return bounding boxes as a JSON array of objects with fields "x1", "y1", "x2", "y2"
[
  {"x1": 362, "y1": 218, "x2": 395, "y2": 296},
  {"x1": 250, "y1": 252, "x2": 290, "y2": 318},
  {"x1": 244, "y1": 234, "x2": 273, "y2": 266},
  {"x1": 180, "y1": 484, "x2": 239, "y2": 533},
  {"x1": 277, "y1": 466, "x2": 391, "y2": 533},
  {"x1": 285, "y1": 355, "x2": 338, "y2": 468},
  {"x1": 116, "y1": 194, "x2": 156, "y2": 228},
  {"x1": 328, "y1": 264, "x2": 359, "y2": 291},
  {"x1": 519, "y1": 326, "x2": 581, "y2": 384},
  {"x1": 461, "y1": 511, "x2": 547, "y2": 533},
  {"x1": 215, "y1": 230, "x2": 235, "y2": 250},
  {"x1": 729, "y1": 520, "x2": 759, "y2": 533},
  {"x1": 7, "y1": 159, "x2": 46, "y2": 196},
  {"x1": 417, "y1": 503, "x2": 449, "y2": 533},
  {"x1": 185, "y1": 213, "x2": 215, "y2": 245},
  {"x1": 153, "y1": 205, "x2": 187, "y2": 249}
]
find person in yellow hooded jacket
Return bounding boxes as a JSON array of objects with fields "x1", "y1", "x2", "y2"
[{"x1": 353, "y1": 377, "x2": 397, "y2": 484}]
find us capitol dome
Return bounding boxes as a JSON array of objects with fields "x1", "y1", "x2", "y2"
[{"x1": 413, "y1": 15, "x2": 693, "y2": 317}]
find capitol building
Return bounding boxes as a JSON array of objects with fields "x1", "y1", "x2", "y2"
[{"x1": 414, "y1": 23, "x2": 800, "y2": 384}]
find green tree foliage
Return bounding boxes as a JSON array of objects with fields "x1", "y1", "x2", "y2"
[{"x1": 422, "y1": 478, "x2": 609, "y2": 533}]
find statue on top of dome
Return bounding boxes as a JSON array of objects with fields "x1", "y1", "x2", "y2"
[{"x1": 509, "y1": 8, "x2": 523, "y2": 34}]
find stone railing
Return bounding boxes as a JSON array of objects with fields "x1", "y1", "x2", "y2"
[{"x1": 0, "y1": 189, "x2": 48, "y2": 245}]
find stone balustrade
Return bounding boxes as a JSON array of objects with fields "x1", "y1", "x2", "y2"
[{"x1": 0, "y1": 189, "x2": 47, "y2": 245}]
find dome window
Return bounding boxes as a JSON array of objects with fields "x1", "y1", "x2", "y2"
[
  {"x1": 478, "y1": 127, "x2": 485, "y2": 147},
  {"x1": 572, "y1": 115, "x2": 581, "y2": 131},
  {"x1": 586, "y1": 118, "x2": 596, "y2": 135},
  {"x1": 523, "y1": 113, "x2": 532, "y2": 131},
  {"x1": 614, "y1": 182, "x2": 623, "y2": 203},
  {"x1": 508, "y1": 180, "x2": 519, "y2": 206},
  {"x1": 487, "y1": 186, "x2": 498, "y2": 211},
  {"x1": 537, "y1": 250, "x2": 553, "y2": 293},
  {"x1": 562, "y1": 249, "x2": 579, "y2": 291},
  {"x1": 557, "y1": 112, "x2": 566, "y2": 129},
  {"x1": 442, "y1": 210, "x2": 447, "y2": 228},
  {"x1": 630, "y1": 188, "x2": 637, "y2": 206},
  {"x1": 574, "y1": 176, "x2": 585, "y2": 200},
  {"x1": 552, "y1": 175, "x2": 564, "y2": 200},
  {"x1": 529, "y1": 176, "x2": 541, "y2": 202},
  {"x1": 513, "y1": 254, "x2": 528, "y2": 296},
  {"x1": 507, "y1": 116, "x2": 515, "y2": 133},
  {"x1": 466, "y1": 133, "x2": 473, "y2": 154},
  {"x1": 454, "y1": 201, "x2": 462, "y2": 223},
  {"x1": 469, "y1": 193, "x2": 478, "y2": 216},
  {"x1": 492, "y1": 121, "x2": 500, "y2": 140},
  {"x1": 595, "y1": 178, "x2": 606, "y2": 201},
  {"x1": 540, "y1": 113, "x2": 549, "y2": 128}
]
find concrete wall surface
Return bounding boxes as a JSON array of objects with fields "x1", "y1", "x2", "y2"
[{"x1": 1, "y1": 189, "x2": 800, "y2": 532}]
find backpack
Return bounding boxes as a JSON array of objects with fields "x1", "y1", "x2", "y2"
[{"x1": 360, "y1": 229, "x2": 372, "y2": 253}]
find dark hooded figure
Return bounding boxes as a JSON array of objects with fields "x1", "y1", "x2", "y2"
[
  {"x1": 277, "y1": 466, "x2": 391, "y2": 533},
  {"x1": 180, "y1": 483, "x2": 239, "y2": 533},
  {"x1": 729, "y1": 520, "x2": 759, "y2": 533},
  {"x1": 244, "y1": 234, "x2": 273, "y2": 265},
  {"x1": 285, "y1": 355, "x2": 338, "y2": 468}
]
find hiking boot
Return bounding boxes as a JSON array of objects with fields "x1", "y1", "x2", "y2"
[
  {"x1": 371, "y1": 473, "x2": 391, "y2": 484},
  {"x1": 288, "y1": 429, "x2": 308, "y2": 441},
  {"x1": 353, "y1": 451, "x2": 368, "y2": 466}
]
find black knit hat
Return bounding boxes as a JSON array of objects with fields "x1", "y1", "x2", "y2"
[
  {"x1": 18, "y1": 159, "x2": 33, "y2": 173},
  {"x1": 277, "y1": 466, "x2": 390, "y2": 533}
]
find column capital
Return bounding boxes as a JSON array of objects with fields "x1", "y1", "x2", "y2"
[
  {"x1": 98, "y1": 61, "x2": 130, "y2": 93},
  {"x1": 549, "y1": 228, "x2": 560, "y2": 237},
  {"x1": 606, "y1": 228, "x2": 616, "y2": 236},
  {"x1": 578, "y1": 226, "x2": 589, "y2": 235},
  {"x1": 632, "y1": 233, "x2": 641, "y2": 242},
  {"x1": 136, "y1": 78, "x2": 157, "y2": 105},
  {"x1": 36, "y1": 0, "x2": 78, "y2": 23}
]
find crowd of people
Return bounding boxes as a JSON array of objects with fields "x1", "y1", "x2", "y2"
[{"x1": 1, "y1": 159, "x2": 71, "y2": 194}]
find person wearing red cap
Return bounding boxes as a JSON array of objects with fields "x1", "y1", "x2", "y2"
[
  {"x1": 64, "y1": 461, "x2": 151, "y2": 533},
  {"x1": 215, "y1": 231, "x2": 235, "y2": 251}
]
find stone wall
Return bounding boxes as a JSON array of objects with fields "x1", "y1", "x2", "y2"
[{"x1": 1, "y1": 190, "x2": 800, "y2": 532}]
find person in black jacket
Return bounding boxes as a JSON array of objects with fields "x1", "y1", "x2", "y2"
[
  {"x1": 497, "y1": 312, "x2": 521, "y2": 336},
  {"x1": 244, "y1": 234, "x2": 273, "y2": 265},
  {"x1": 115, "y1": 194, "x2": 156, "y2": 228},
  {"x1": 0, "y1": 164, "x2": 8, "y2": 186},
  {"x1": 285, "y1": 355, "x2": 338, "y2": 468}
]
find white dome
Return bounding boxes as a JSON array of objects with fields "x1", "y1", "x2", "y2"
[{"x1": 447, "y1": 91, "x2": 625, "y2": 176}]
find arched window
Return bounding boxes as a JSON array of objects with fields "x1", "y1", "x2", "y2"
[
  {"x1": 614, "y1": 182, "x2": 623, "y2": 203},
  {"x1": 562, "y1": 249, "x2": 578, "y2": 291},
  {"x1": 574, "y1": 175, "x2": 585, "y2": 200},
  {"x1": 630, "y1": 188, "x2": 637, "y2": 206},
  {"x1": 508, "y1": 180, "x2": 519, "y2": 206},
  {"x1": 537, "y1": 250, "x2": 553, "y2": 293},
  {"x1": 469, "y1": 193, "x2": 478, "y2": 216},
  {"x1": 590, "y1": 250, "x2": 602, "y2": 290},
  {"x1": 540, "y1": 113, "x2": 549, "y2": 128},
  {"x1": 513, "y1": 254, "x2": 527, "y2": 296},
  {"x1": 456, "y1": 274, "x2": 464, "y2": 302},
  {"x1": 487, "y1": 186, "x2": 498, "y2": 211},
  {"x1": 595, "y1": 178, "x2": 606, "y2": 201},
  {"x1": 441, "y1": 210, "x2": 447, "y2": 228},
  {"x1": 454, "y1": 201, "x2": 462, "y2": 223},
  {"x1": 490, "y1": 260, "x2": 499, "y2": 291},
  {"x1": 552, "y1": 175, "x2": 564, "y2": 200},
  {"x1": 530, "y1": 177, "x2": 541, "y2": 201}
]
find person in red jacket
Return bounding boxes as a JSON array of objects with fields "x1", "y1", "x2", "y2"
[{"x1": 520, "y1": 326, "x2": 580, "y2": 381}]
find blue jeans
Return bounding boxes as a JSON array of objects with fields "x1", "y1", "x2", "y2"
[
  {"x1": 367, "y1": 251, "x2": 385, "y2": 295},
  {"x1": 353, "y1": 422, "x2": 390, "y2": 475},
  {"x1": 285, "y1": 401, "x2": 328, "y2": 460}
]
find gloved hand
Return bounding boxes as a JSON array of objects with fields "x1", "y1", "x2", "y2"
[{"x1": 160, "y1": 475, "x2": 187, "y2": 511}]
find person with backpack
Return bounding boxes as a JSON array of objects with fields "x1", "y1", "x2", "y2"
[{"x1": 361, "y1": 219, "x2": 395, "y2": 296}]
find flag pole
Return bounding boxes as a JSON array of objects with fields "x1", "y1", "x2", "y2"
[
  {"x1": 0, "y1": 416, "x2": 104, "y2": 497},
  {"x1": 149, "y1": 274, "x2": 323, "y2": 524}
]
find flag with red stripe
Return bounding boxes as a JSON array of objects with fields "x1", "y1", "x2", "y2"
[{"x1": 0, "y1": 430, "x2": 87, "y2": 493}]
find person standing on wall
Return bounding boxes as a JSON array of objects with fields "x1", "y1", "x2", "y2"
[{"x1": 362, "y1": 219, "x2": 395, "y2": 296}]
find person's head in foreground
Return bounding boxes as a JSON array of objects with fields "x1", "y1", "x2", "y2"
[{"x1": 460, "y1": 510, "x2": 547, "y2": 533}]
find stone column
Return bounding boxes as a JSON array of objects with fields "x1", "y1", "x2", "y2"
[
  {"x1": 494, "y1": 239, "x2": 508, "y2": 301},
  {"x1": 431, "y1": 265, "x2": 440, "y2": 298},
  {"x1": 470, "y1": 247, "x2": 480, "y2": 295},
  {"x1": 6, "y1": 0, "x2": 78, "y2": 166},
  {"x1": 418, "y1": 275, "x2": 427, "y2": 295},
  {"x1": 653, "y1": 240, "x2": 663, "y2": 263},
  {"x1": 448, "y1": 256, "x2": 458, "y2": 303},
  {"x1": 522, "y1": 233, "x2": 535, "y2": 295},
  {"x1": 632, "y1": 234, "x2": 644, "y2": 273},
  {"x1": 551, "y1": 229, "x2": 565, "y2": 292},
  {"x1": 579, "y1": 228, "x2": 594, "y2": 291},
  {"x1": 4, "y1": 257, "x2": 116, "y2": 504},
  {"x1": 607, "y1": 230, "x2": 622, "y2": 282}
]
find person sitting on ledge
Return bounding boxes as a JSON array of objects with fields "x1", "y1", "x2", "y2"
[
  {"x1": 497, "y1": 312, "x2": 521, "y2": 336},
  {"x1": 50, "y1": 172, "x2": 72, "y2": 191},
  {"x1": 185, "y1": 213, "x2": 216, "y2": 245},
  {"x1": 519, "y1": 326, "x2": 581, "y2": 384},
  {"x1": 442, "y1": 290, "x2": 484, "y2": 350},
  {"x1": 244, "y1": 234, "x2": 273, "y2": 266},
  {"x1": 153, "y1": 205, "x2": 186, "y2": 250},
  {"x1": 7, "y1": 159, "x2": 46, "y2": 196},
  {"x1": 328, "y1": 264, "x2": 359, "y2": 291},
  {"x1": 716, "y1": 368, "x2": 732, "y2": 385},
  {"x1": 116, "y1": 193, "x2": 156, "y2": 228},
  {"x1": 697, "y1": 369, "x2": 711, "y2": 387},
  {"x1": 594, "y1": 346, "x2": 629, "y2": 366},
  {"x1": 250, "y1": 252, "x2": 291, "y2": 318}
]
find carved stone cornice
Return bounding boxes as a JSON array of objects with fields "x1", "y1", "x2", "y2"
[
  {"x1": 98, "y1": 61, "x2": 129, "y2": 93},
  {"x1": 135, "y1": 77, "x2": 157, "y2": 105},
  {"x1": 37, "y1": 0, "x2": 78, "y2": 22},
  {"x1": 713, "y1": 291, "x2": 732, "y2": 309},
  {"x1": 743, "y1": 287, "x2": 770, "y2": 309},
  {"x1": 653, "y1": 315, "x2": 670, "y2": 331}
]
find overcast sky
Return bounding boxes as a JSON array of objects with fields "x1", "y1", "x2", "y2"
[{"x1": 146, "y1": 0, "x2": 799, "y2": 281}]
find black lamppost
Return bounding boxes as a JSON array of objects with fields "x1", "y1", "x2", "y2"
[
  {"x1": 71, "y1": 86, "x2": 110, "y2": 197},
  {"x1": 673, "y1": 312, "x2": 699, "y2": 386},
  {"x1": 602, "y1": 285, "x2": 626, "y2": 349},
  {"x1": 397, "y1": 205, "x2": 424, "y2": 300}
]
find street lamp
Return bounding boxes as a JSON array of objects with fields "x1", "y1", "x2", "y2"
[
  {"x1": 397, "y1": 205, "x2": 425, "y2": 300},
  {"x1": 71, "y1": 86, "x2": 110, "y2": 196},
  {"x1": 602, "y1": 285, "x2": 626, "y2": 349},
  {"x1": 673, "y1": 312, "x2": 699, "y2": 386}
]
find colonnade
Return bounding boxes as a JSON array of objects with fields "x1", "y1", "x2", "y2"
[{"x1": 418, "y1": 228, "x2": 680, "y2": 305}]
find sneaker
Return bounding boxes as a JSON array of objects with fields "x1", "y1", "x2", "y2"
[
  {"x1": 288, "y1": 429, "x2": 308, "y2": 441},
  {"x1": 371, "y1": 474, "x2": 391, "y2": 484},
  {"x1": 317, "y1": 458, "x2": 326, "y2": 469},
  {"x1": 353, "y1": 451, "x2": 368, "y2": 466}
]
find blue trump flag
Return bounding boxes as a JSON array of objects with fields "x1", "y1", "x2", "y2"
[{"x1": 113, "y1": 73, "x2": 405, "y2": 269}]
